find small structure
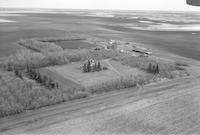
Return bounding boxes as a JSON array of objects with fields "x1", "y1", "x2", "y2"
[
  {"x1": 109, "y1": 40, "x2": 117, "y2": 45},
  {"x1": 132, "y1": 46, "x2": 152, "y2": 55},
  {"x1": 107, "y1": 40, "x2": 118, "y2": 50},
  {"x1": 117, "y1": 44, "x2": 133, "y2": 54}
]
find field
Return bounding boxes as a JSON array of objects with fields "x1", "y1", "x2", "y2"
[
  {"x1": 1, "y1": 9, "x2": 200, "y2": 135},
  {"x1": 0, "y1": 70, "x2": 88, "y2": 118},
  {"x1": 0, "y1": 11, "x2": 200, "y2": 60},
  {"x1": 109, "y1": 60, "x2": 144, "y2": 75},
  {"x1": 26, "y1": 77, "x2": 200, "y2": 135},
  {"x1": 0, "y1": 29, "x2": 66, "y2": 57},
  {"x1": 1, "y1": 75, "x2": 200, "y2": 135},
  {"x1": 43, "y1": 60, "x2": 145, "y2": 88},
  {"x1": 55, "y1": 40, "x2": 96, "y2": 49},
  {"x1": 39, "y1": 68, "x2": 82, "y2": 89}
]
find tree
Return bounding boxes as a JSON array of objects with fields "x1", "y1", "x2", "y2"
[
  {"x1": 29, "y1": 68, "x2": 34, "y2": 78},
  {"x1": 55, "y1": 82, "x2": 59, "y2": 89},
  {"x1": 36, "y1": 70, "x2": 41, "y2": 83},
  {"x1": 87, "y1": 60, "x2": 91, "y2": 72},
  {"x1": 32, "y1": 69, "x2": 37, "y2": 79},
  {"x1": 51, "y1": 82, "x2": 55, "y2": 89},
  {"x1": 156, "y1": 64, "x2": 160, "y2": 74},
  {"x1": 97, "y1": 61, "x2": 102, "y2": 71},
  {"x1": 18, "y1": 71, "x2": 23, "y2": 80},
  {"x1": 42, "y1": 76, "x2": 48, "y2": 86},
  {"x1": 152, "y1": 65, "x2": 156, "y2": 74},
  {"x1": 14, "y1": 68, "x2": 23, "y2": 79},
  {"x1": 83, "y1": 64, "x2": 87, "y2": 73},
  {"x1": 7, "y1": 63, "x2": 13, "y2": 71},
  {"x1": 14, "y1": 68, "x2": 18, "y2": 76},
  {"x1": 94, "y1": 62, "x2": 97, "y2": 71},
  {"x1": 26, "y1": 64, "x2": 30, "y2": 73},
  {"x1": 48, "y1": 78, "x2": 53, "y2": 88}
]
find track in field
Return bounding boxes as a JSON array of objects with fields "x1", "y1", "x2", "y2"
[{"x1": 0, "y1": 76, "x2": 199, "y2": 134}]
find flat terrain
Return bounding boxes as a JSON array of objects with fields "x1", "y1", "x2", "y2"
[
  {"x1": 0, "y1": 11, "x2": 200, "y2": 60},
  {"x1": 55, "y1": 40, "x2": 96, "y2": 49},
  {"x1": 45, "y1": 60, "x2": 142, "y2": 87},
  {"x1": 39, "y1": 68, "x2": 82, "y2": 89},
  {"x1": 0, "y1": 75, "x2": 200, "y2": 135},
  {"x1": 109, "y1": 59, "x2": 144, "y2": 75},
  {"x1": 1, "y1": 9, "x2": 200, "y2": 135}
]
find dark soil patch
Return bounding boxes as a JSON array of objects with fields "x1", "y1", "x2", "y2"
[{"x1": 55, "y1": 40, "x2": 96, "y2": 49}]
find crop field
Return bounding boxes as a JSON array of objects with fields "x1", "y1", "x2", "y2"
[
  {"x1": 0, "y1": 29, "x2": 66, "y2": 57},
  {"x1": 55, "y1": 40, "x2": 96, "y2": 49},
  {"x1": 0, "y1": 13, "x2": 101, "y2": 57}
]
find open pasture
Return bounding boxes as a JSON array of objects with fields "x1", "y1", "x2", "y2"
[
  {"x1": 109, "y1": 59, "x2": 144, "y2": 76},
  {"x1": 44, "y1": 60, "x2": 143, "y2": 88},
  {"x1": 45, "y1": 61, "x2": 117, "y2": 87}
]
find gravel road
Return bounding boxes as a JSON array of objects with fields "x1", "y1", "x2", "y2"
[{"x1": 0, "y1": 75, "x2": 200, "y2": 135}]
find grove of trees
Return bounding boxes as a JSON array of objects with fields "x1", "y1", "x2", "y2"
[
  {"x1": 83, "y1": 60, "x2": 102, "y2": 73},
  {"x1": 26, "y1": 64, "x2": 59, "y2": 89},
  {"x1": 0, "y1": 70, "x2": 88, "y2": 118},
  {"x1": 147, "y1": 63, "x2": 160, "y2": 74}
]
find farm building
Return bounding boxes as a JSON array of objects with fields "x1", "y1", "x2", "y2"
[
  {"x1": 132, "y1": 46, "x2": 152, "y2": 55},
  {"x1": 117, "y1": 44, "x2": 133, "y2": 54},
  {"x1": 107, "y1": 40, "x2": 118, "y2": 50}
]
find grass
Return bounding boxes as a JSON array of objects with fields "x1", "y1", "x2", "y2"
[
  {"x1": 87, "y1": 74, "x2": 152, "y2": 94},
  {"x1": 0, "y1": 56, "x2": 188, "y2": 118},
  {"x1": 1, "y1": 12, "x2": 200, "y2": 61},
  {"x1": 18, "y1": 38, "x2": 63, "y2": 52},
  {"x1": 0, "y1": 29, "x2": 66, "y2": 57},
  {"x1": 18, "y1": 36, "x2": 91, "y2": 52},
  {"x1": 39, "y1": 68, "x2": 83, "y2": 89},
  {"x1": 46, "y1": 61, "x2": 119, "y2": 87},
  {"x1": 0, "y1": 11, "x2": 196, "y2": 119},
  {"x1": 45, "y1": 59, "x2": 147, "y2": 88},
  {"x1": 113, "y1": 56, "x2": 189, "y2": 79},
  {"x1": 38, "y1": 36, "x2": 86, "y2": 42},
  {"x1": 0, "y1": 52, "x2": 189, "y2": 118},
  {"x1": 55, "y1": 40, "x2": 96, "y2": 49},
  {"x1": 0, "y1": 59, "x2": 149, "y2": 118},
  {"x1": 1, "y1": 47, "x2": 120, "y2": 71},
  {"x1": 109, "y1": 60, "x2": 144, "y2": 76},
  {"x1": 175, "y1": 61, "x2": 189, "y2": 67},
  {"x1": 0, "y1": 69, "x2": 88, "y2": 118}
]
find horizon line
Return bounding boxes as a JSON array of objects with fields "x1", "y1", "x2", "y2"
[{"x1": 0, "y1": 7, "x2": 200, "y2": 13}]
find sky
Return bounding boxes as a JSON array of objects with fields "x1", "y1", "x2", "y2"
[{"x1": 1, "y1": 0, "x2": 200, "y2": 11}]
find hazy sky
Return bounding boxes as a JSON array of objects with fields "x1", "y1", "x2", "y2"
[{"x1": 1, "y1": 0, "x2": 200, "y2": 11}]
